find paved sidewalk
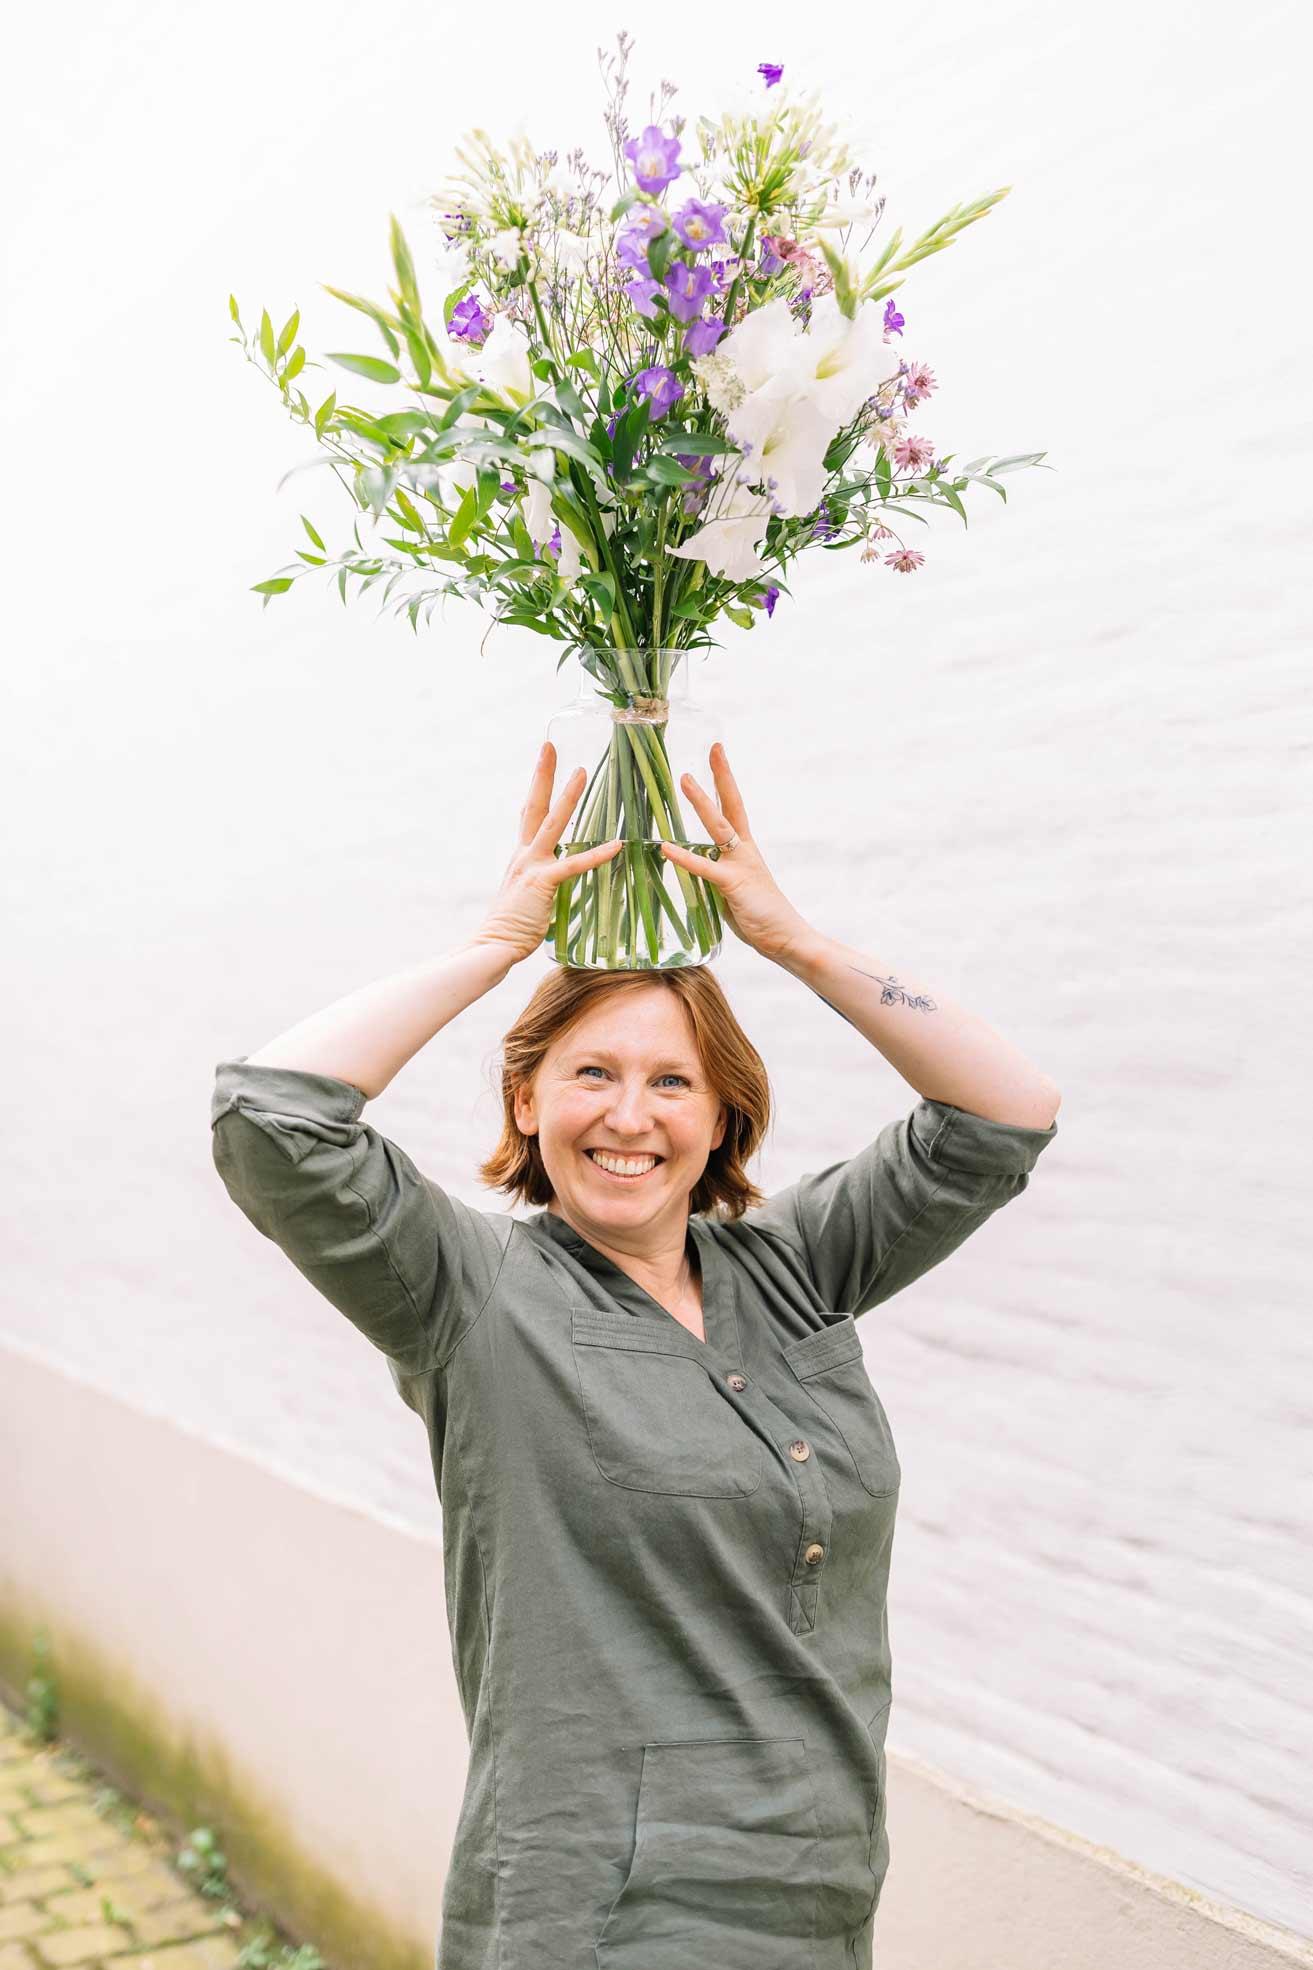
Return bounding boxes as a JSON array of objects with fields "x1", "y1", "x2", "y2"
[{"x1": 0, "y1": 1694, "x2": 287, "y2": 1970}]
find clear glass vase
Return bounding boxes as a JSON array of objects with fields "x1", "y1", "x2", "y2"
[{"x1": 545, "y1": 646, "x2": 725, "y2": 970}]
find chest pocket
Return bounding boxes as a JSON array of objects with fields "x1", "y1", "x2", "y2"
[
  {"x1": 782, "y1": 1316, "x2": 901, "y2": 1497},
  {"x1": 572, "y1": 1309, "x2": 764, "y2": 1498}
]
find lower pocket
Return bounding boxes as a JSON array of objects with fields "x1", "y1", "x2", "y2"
[{"x1": 597, "y1": 1737, "x2": 822, "y2": 1970}]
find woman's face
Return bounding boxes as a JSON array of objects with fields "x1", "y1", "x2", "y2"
[{"x1": 514, "y1": 987, "x2": 727, "y2": 1241}]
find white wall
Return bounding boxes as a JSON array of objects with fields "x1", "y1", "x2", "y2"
[{"x1": 2, "y1": 0, "x2": 1309, "y2": 1942}]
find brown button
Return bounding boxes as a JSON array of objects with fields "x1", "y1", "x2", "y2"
[
  {"x1": 727, "y1": 1372, "x2": 747, "y2": 1392},
  {"x1": 804, "y1": 1542, "x2": 825, "y2": 1565},
  {"x1": 788, "y1": 1439, "x2": 811, "y2": 1462}
]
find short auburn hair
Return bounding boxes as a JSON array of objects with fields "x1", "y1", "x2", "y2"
[{"x1": 477, "y1": 965, "x2": 774, "y2": 1220}]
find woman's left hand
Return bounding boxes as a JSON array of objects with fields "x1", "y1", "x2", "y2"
[{"x1": 661, "y1": 742, "x2": 814, "y2": 963}]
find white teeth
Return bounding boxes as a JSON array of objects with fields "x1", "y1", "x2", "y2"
[{"x1": 587, "y1": 1150, "x2": 660, "y2": 1177}]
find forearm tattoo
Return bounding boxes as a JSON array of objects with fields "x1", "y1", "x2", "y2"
[{"x1": 809, "y1": 967, "x2": 939, "y2": 1026}]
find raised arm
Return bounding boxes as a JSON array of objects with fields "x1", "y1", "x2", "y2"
[{"x1": 210, "y1": 743, "x2": 625, "y2": 1372}]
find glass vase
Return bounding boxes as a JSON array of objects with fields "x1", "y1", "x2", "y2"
[{"x1": 544, "y1": 646, "x2": 725, "y2": 970}]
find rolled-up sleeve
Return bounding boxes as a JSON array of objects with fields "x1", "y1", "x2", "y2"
[
  {"x1": 742, "y1": 1097, "x2": 1058, "y2": 1319},
  {"x1": 210, "y1": 1056, "x2": 509, "y2": 1374}
]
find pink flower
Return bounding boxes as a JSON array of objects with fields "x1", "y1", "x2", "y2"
[
  {"x1": 901, "y1": 362, "x2": 937, "y2": 407},
  {"x1": 885, "y1": 548, "x2": 925, "y2": 573},
  {"x1": 893, "y1": 434, "x2": 936, "y2": 474}
]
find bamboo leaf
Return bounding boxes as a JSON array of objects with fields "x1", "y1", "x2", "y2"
[
  {"x1": 284, "y1": 346, "x2": 305, "y2": 381},
  {"x1": 327, "y1": 352, "x2": 402, "y2": 384},
  {"x1": 228, "y1": 294, "x2": 242, "y2": 326},
  {"x1": 258, "y1": 309, "x2": 276, "y2": 365},
  {"x1": 301, "y1": 514, "x2": 325, "y2": 550},
  {"x1": 448, "y1": 485, "x2": 478, "y2": 548},
  {"x1": 313, "y1": 390, "x2": 337, "y2": 438},
  {"x1": 389, "y1": 214, "x2": 420, "y2": 312},
  {"x1": 276, "y1": 309, "x2": 300, "y2": 357},
  {"x1": 252, "y1": 576, "x2": 293, "y2": 596}
]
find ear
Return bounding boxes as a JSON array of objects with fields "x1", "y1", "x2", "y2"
[
  {"x1": 513, "y1": 1081, "x2": 538, "y2": 1137},
  {"x1": 711, "y1": 1101, "x2": 727, "y2": 1153}
]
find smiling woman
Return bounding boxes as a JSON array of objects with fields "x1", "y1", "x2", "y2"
[{"x1": 211, "y1": 740, "x2": 1059, "y2": 1970}]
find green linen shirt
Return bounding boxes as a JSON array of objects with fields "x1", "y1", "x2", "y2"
[{"x1": 210, "y1": 1054, "x2": 1057, "y2": 1970}]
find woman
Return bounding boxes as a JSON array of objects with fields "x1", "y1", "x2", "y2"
[{"x1": 211, "y1": 740, "x2": 1060, "y2": 1970}]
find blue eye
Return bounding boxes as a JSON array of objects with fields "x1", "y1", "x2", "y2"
[{"x1": 578, "y1": 1066, "x2": 688, "y2": 1088}]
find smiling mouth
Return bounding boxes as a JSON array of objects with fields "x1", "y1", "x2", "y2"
[{"x1": 584, "y1": 1149, "x2": 664, "y2": 1182}]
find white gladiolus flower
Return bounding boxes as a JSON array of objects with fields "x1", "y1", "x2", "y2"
[
  {"x1": 524, "y1": 476, "x2": 556, "y2": 545},
  {"x1": 724, "y1": 375, "x2": 837, "y2": 518},
  {"x1": 786, "y1": 292, "x2": 905, "y2": 428},
  {"x1": 553, "y1": 526, "x2": 583, "y2": 580},
  {"x1": 466, "y1": 314, "x2": 535, "y2": 406},
  {"x1": 667, "y1": 477, "x2": 775, "y2": 582},
  {"x1": 712, "y1": 295, "x2": 802, "y2": 396}
]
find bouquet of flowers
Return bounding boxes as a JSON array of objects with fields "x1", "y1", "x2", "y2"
[{"x1": 231, "y1": 32, "x2": 1047, "y2": 970}]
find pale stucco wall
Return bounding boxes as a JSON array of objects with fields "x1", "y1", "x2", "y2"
[{"x1": 1, "y1": 0, "x2": 1309, "y2": 1948}]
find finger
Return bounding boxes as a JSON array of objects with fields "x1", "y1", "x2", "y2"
[
  {"x1": 679, "y1": 769, "x2": 730, "y2": 841},
  {"x1": 708, "y1": 741, "x2": 751, "y2": 836},
  {"x1": 556, "y1": 838, "x2": 623, "y2": 877},
  {"x1": 530, "y1": 763, "x2": 588, "y2": 849},
  {"x1": 660, "y1": 839, "x2": 726, "y2": 886},
  {"x1": 518, "y1": 742, "x2": 558, "y2": 846}
]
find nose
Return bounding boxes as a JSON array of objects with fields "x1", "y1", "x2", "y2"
[{"x1": 604, "y1": 1078, "x2": 657, "y2": 1138}]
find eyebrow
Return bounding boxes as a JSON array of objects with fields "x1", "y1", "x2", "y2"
[{"x1": 565, "y1": 1047, "x2": 697, "y2": 1072}]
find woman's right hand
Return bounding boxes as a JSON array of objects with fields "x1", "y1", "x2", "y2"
[{"x1": 471, "y1": 742, "x2": 623, "y2": 964}]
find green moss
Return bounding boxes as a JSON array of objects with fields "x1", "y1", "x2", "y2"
[{"x1": 0, "y1": 1593, "x2": 430, "y2": 1970}]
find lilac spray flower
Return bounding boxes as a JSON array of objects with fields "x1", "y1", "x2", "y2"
[
  {"x1": 672, "y1": 200, "x2": 728, "y2": 253},
  {"x1": 632, "y1": 366, "x2": 684, "y2": 421},
  {"x1": 752, "y1": 584, "x2": 780, "y2": 616},
  {"x1": 883, "y1": 298, "x2": 905, "y2": 337},
  {"x1": 623, "y1": 125, "x2": 681, "y2": 195},
  {"x1": 758, "y1": 63, "x2": 784, "y2": 87},
  {"x1": 663, "y1": 259, "x2": 715, "y2": 324},
  {"x1": 448, "y1": 294, "x2": 492, "y2": 344},
  {"x1": 811, "y1": 501, "x2": 840, "y2": 543}
]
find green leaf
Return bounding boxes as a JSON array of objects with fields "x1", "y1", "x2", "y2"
[
  {"x1": 284, "y1": 346, "x2": 305, "y2": 381},
  {"x1": 320, "y1": 284, "x2": 402, "y2": 358},
  {"x1": 526, "y1": 426, "x2": 610, "y2": 495},
  {"x1": 448, "y1": 485, "x2": 478, "y2": 548},
  {"x1": 609, "y1": 192, "x2": 641, "y2": 223},
  {"x1": 393, "y1": 488, "x2": 427, "y2": 533},
  {"x1": 580, "y1": 571, "x2": 615, "y2": 619},
  {"x1": 404, "y1": 323, "x2": 432, "y2": 389},
  {"x1": 251, "y1": 576, "x2": 293, "y2": 596},
  {"x1": 258, "y1": 309, "x2": 276, "y2": 365},
  {"x1": 327, "y1": 352, "x2": 402, "y2": 384},
  {"x1": 301, "y1": 514, "x2": 325, "y2": 551},
  {"x1": 565, "y1": 349, "x2": 601, "y2": 378},
  {"x1": 650, "y1": 428, "x2": 741, "y2": 457},
  {"x1": 554, "y1": 375, "x2": 590, "y2": 425},
  {"x1": 228, "y1": 294, "x2": 241, "y2": 326},
  {"x1": 374, "y1": 409, "x2": 431, "y2": 440},
  {"x1": 389, "y1": 214, "x2": 420, "y2": 312},
  {"x1": 724, "y1": 605, "x2": 754, "y2": 630},
  {"x1": 313, "y1": 390, "x2": 337, "y2": 438},
  {"x1": 296, "y1": 550, "x2": 326, "y2": 565},
  {"x1": 442, "y1": 281, "x2": 474, "y2": 329},
  {"x1": 644, "y1": 455, "x2": 699, "y2": 487},
  {"x1": 276, "y1": 309, "x2": 300, "y2": 357}
]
